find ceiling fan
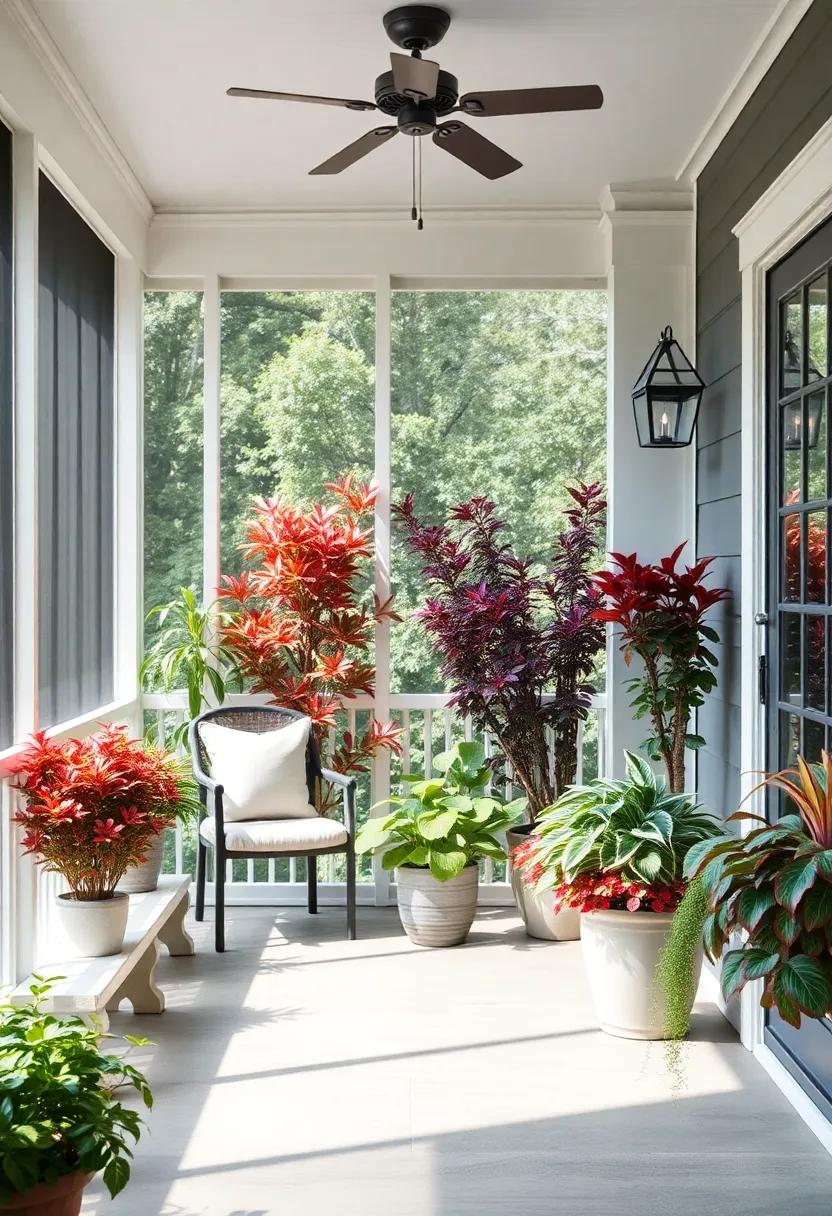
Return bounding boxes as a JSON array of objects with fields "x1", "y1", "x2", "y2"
[{"x1": 227, "y1": 4, "x2": 603, "y2": 227}]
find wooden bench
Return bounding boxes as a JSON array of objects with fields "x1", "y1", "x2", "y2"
[{"x1": 12, "y1": 875, "x2": 194, "y2": 1031}]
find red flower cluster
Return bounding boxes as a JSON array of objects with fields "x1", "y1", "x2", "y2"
[
  {"x1": 11, "y1": 725, "x2": 194, "y2": 900},
  {"x1": 553, "y1": 871, "x2": 686, "y2": 915},
  {"x1": 219, "y1": 476, "x2": 401, "y2": 812}
]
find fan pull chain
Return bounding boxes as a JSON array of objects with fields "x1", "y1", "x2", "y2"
[
  {"x1": 417, "y1": 135, "x2": 424, "y2": 230},
  {"x1": 411, "y1": 137, "x2": 417, "y2": 222}
]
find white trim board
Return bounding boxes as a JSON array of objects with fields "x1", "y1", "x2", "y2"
[
  {"x1": 734, "y1": 110, "x2": 832, "y2": 1151},
  {"x1": 3, "y1": 0, "x2": 152, "y2": 223},
  {"x1": 677, "y1": 0, "x2": 815, "y2": 182}
]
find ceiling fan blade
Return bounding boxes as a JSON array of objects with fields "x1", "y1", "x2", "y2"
[
  {"x1": 390, "y1": 52, "x2": 440, "y2": 102},
  {"x1": 309, "y1": 126, "x2": 398, "y2": 175},
  {"x1": 459, "y1": 85, "x2": 604, "y2": 117},
  {"x1": 432, "y1": 121, "x2": 521, "y2": 180},
  {"x1": 227, "y1": 87, "x2": 376, "y2": 112}
]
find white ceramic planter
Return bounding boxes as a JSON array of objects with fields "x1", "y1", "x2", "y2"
[
  {"x1": 580, "y1": 908, "x2": 703, "y2": 1040},
  {"x1": 56, "y1": 891, "x2": 129, "y2": 958},
  {"x1": 506, "y1": 826, "x2": 580, "y2": 941},
  {"x1": 396, "y1": 865, "x2": 478, "y2": 947},
  {"x1": 118, "y1": 834, "x2": 165, "y2": 894}
]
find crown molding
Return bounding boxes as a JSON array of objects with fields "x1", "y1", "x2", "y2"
[
  {"x1": 150, "y1": 203, "x2": 602, "y2": 229},
  {"x1": 676, "y1": 0, "x2": 815, "y2": 183},
  {"x1": 600, "y1": 183, "x2": 693, "y2": 214},
  {"x1": 4, "y1": 0, "x2": 153, "y2": 223}
]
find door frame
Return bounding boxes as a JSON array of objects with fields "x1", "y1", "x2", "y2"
[{"x1": 734, "y1": 112, "x2": 832, "y2": 1153}]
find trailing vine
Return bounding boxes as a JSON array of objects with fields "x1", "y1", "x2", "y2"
[{"x1": 654, "y1": 878, "x2": 709, "y2": 1090}]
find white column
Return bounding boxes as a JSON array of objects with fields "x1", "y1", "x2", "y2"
[
  {"x1": 11, "y1": 131, "x2": 39, "y2": 980},
  {"x1": 372, "y1": 274, "x2": 392, "y2": 905},
  {"x1": 114, "y1": 255, "x2": 143, "y2": 732},
  {"x1": 202, "y1": 275, "x2": 221, "y2": 606},
  {"x1": 602, "y1": 187, "x2": 696, "y2": 779}
]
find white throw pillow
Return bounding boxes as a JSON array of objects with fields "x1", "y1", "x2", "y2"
[{"x1": 199, "y1": 716, "x2": 317, "y2": 821}]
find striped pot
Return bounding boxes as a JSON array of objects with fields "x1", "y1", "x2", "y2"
[
  {"x1": 396, "y1": 864, "x2": 478, "y2": 947},
  {"x1": 118, "y1": 834, "x2": 165, "y2": 895}
]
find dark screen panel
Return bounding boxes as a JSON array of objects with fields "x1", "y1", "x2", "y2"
[
  {"x1": 0, "y1": 122, "x2": 12, "y2": 748},
  {"x1": 37, "y1": 174, "x2": 115, "y2": 727}
]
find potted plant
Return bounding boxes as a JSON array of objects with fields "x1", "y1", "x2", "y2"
[
  {"x1": 12, "y1": 726, "x2": 199, "y2": 955},
  {"x1": 0, "y1": 977, "x2": 152, "y2": 1214},
  {"x1": 523, "y1": 752, "x2": 721, "y2": 1038},
  {"x1": 356, "y1": 741, "x2": 525, "y2": 947},
  {"x1": 396, "y1": 483, "x2": 606, "y2": 939},
  {"x1": 682, "y1": 752, "x2": 832, "y2": 1027},
  {"x1": 593, "y1": 545, "x2": 730, "y2": 793},
  {"x1": 220, "y1": 475, "x2": 402, "y2": 813},
  {"x1": 141, "y1": 585, "x2": 242, "y2": 751}
]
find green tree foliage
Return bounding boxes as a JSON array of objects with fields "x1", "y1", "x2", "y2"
[{"x1": 143, "y1": 288, "x2": 607, "y2": 691}]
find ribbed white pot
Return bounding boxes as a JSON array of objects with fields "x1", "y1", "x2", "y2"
[
  {"x1": 396, "y1": 865, "x2": 478, "y2": 947},
  {"x1": 56, "y1": 891, "x2": 129, "y2": 958},
  {"x1": 506, "y1": 827, "x2": 580, "y2": 941},
  {"x1": 581, "y1": 908, "x2": 703, "y2": 1040},
  {"x1": 118, "y1": 834, "x2": 165, "y2": 894}
]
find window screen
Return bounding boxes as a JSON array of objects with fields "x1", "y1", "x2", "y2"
[{"x1": 38, "y1": 175, "x2": 115, "y2": 727}]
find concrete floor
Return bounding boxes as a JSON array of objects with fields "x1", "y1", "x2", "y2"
[{"x1": 83, "y1": 906, "x2": 832, "y2": 1216}]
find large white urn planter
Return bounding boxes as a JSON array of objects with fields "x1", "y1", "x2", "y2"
[
  {"x1": 506, "y1": 826, "x2": 580, "y2": 941},
  {"x1": 396, "y1": 865, "x2": 478, "y2": 947},
  {"x1": 118, "y1": 834, "x2": 165, "y2": 894},
  {"x1": 580, "y1": 908, "x2": 703, "y2": 1040},
  {"x1": 56, "y1": 891, "x2": 129, "y2": 958}
]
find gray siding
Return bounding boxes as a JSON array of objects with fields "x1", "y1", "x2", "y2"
[{"x1": 696, "y1": 0, "x2": 832, "y2": 814}]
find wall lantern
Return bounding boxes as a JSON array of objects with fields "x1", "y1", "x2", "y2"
[
  {"x1": 632, "y1": 325, "x2": 705, "y2": 449},
  {"x1": 783, "y1": 396, "x2": 824, "y2": 451},
  {"x1": 782, "y1": 329, "x2": 822, "y2": 450}
]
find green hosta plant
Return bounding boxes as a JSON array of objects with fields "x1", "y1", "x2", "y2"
[
  {"x1": 685, "y1": 752, "x2": 832, "y2": 1028},
  {"x1": 356, "y1": 741, "x2": 525, "y2": 881},
  {"x1": 526, "y1": 751, "x2": 722, "y2": 896},
  {"x1": 0, "y1": 977, "x2": 153, "y2": 1201}
]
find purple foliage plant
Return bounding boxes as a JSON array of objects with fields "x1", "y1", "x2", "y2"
[{"x1": 395, "y1": 484, "x2": 607, "y2": 824}]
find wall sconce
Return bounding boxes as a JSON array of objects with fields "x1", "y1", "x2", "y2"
[{"x1": 632, "y1": 325, "x2": 705, "y2": 449}]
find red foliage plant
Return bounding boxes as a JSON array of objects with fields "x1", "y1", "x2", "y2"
[
  {"x1": 220, "y1": 476, "x2": 401, "y2": 812},
  {"x1": 11, "y1": 725, "x2": 197, "y2": 900},
  {"x1": 551, "y1": 871, "x2": 687, "y2": 915},
  {"x1": 395, "y1": 484, "x2": 606, "y2": 823},
  {"x1": 593, "y1": 545, "x2": 730, "y2": 793}
]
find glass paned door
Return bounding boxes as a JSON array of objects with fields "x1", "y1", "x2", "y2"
[{"x1": 766, "y1": 217, "x2": 832, "y2": 1116}]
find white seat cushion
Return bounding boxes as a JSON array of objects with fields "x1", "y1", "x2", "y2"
[
  {"x1": 200, "y1": 816, "x2": 348, "y2": 853},
  {"x1": 199, "y1": 716, "x2": 316, "y2": 821}
]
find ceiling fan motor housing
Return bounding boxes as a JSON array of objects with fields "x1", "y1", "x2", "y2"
[
  {"x1": 374, "y1": 68, "x2": 459, "y2": 123},
  {"x1": 382, "y1": 6, "x2": 451, "y2": 52}
]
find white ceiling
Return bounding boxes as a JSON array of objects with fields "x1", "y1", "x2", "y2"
[{"x1": 32, "y1": 0, "x2": 780, "y2": 212}]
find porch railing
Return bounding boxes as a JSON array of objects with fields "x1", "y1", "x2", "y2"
[{"x1": 141, "y1": 690, "x2": 607, "y2": 907}]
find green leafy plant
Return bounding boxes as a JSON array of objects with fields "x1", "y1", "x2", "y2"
[
  {"x1": 685, "y1": 753, "x2": 832, "y2": 1028},
  {"x1": 356, "y1": 741, "x2": 525, "y2": 881},
  {"x1": 518, "y1": 752, "x2": 722, "y2": 904},
  {"x1": 0, "y1": 977, "x2": 152, "y2": 1201},
  {"x1": 654, "y1": 877, "x2": 709, "y2": 1084},
  {"x1": 141, "y1": 587, "x2": 241, "y2": 748}
]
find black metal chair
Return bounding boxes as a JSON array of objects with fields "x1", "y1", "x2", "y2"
[{"x1": 189, "y1": 705, "x2": 357, "y2": 952}]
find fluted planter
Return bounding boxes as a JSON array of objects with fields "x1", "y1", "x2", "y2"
[
  {"x1": 581, "y1": 908, "x2": 703, "y2": 1040},
  {"x1": 118, "y1": 833, "x2": 165, "y2": 894},
  {"x1": 396, "y1": 864, "x2": 478, "y2": 947},
  {"x1": 506, "y1": 826, "x2": 580, "y2": 940},
  {"x1": 0, "y1": 1172, "x2": 94, "y2": 1215}
]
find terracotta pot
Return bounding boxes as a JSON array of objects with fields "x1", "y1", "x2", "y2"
[
  {"x1": 118, "y1": 833, "x2": 165, "y2": 894},
  {"x1": 56, "y1": 891, "x2": 129, "y2": 957},
  {"x1": 580, "y1": 908, "x2": 703, "y2": 1040},
  {"x1": 506, "y1": 826, "x2": 580, "y2": 941},
  {"x1": 396, "y1": 865, "x2": 478, "y2": 947},
  {"x1": 0, "y1": 1172, "x2": 94, "y2": 1215}
]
